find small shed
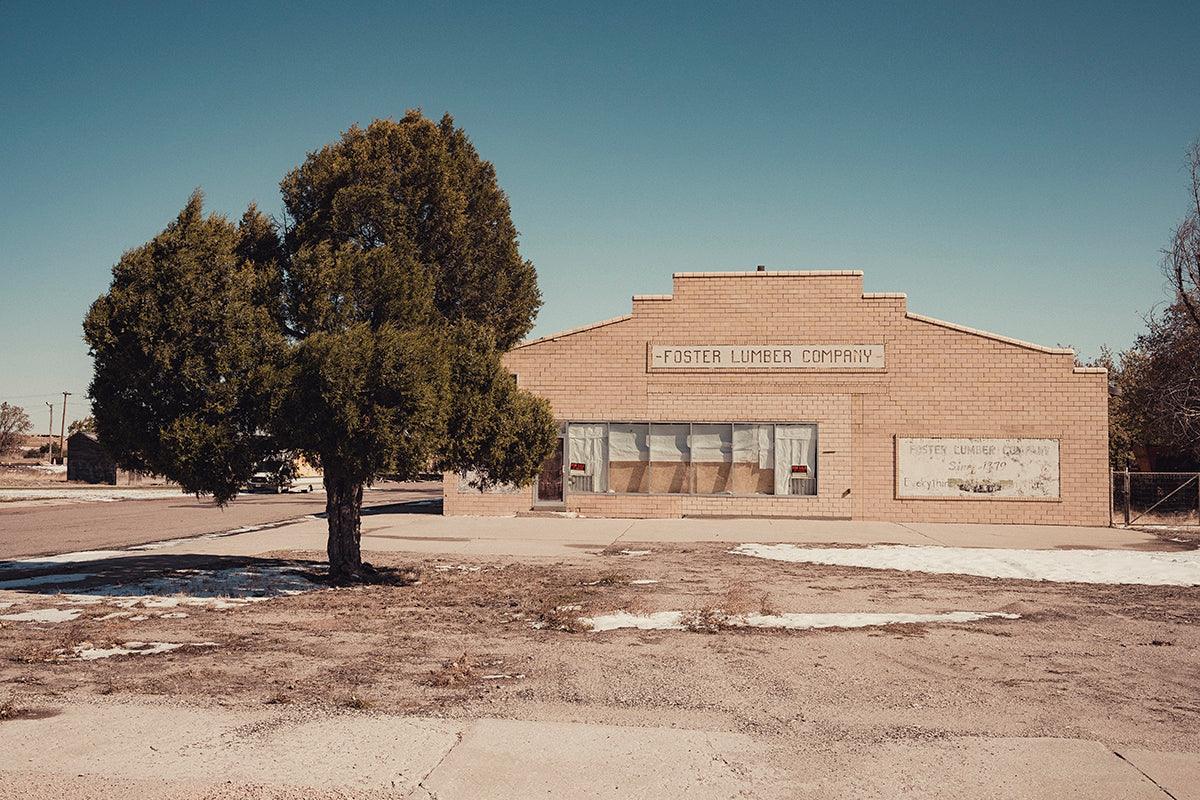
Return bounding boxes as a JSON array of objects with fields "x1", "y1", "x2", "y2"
[{"x1": 66, "y1": 432, "x2": 117, "y2": 485}]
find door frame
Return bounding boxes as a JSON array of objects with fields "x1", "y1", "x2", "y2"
[{"x1": 533, "y1": 433, "x2": 567, "y2": 507}]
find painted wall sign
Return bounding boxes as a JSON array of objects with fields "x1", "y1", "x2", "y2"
[
  {"x1": 896, "y1": 437, "x2": 1060, "y2": 499},
  {"x1": 649, "y1": 344, "x2": 885, "y2": 370}
]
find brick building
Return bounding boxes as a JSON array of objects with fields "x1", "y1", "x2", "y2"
[{"x1": 445, "y1": 270, "x2": 1109, "y2": 525}]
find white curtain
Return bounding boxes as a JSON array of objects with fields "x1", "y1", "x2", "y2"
[
  {"x1": 690, "y1": 424, "x2": 732, "y2": 462},
  {"x1": 733, "y1": 424, "x2": 774, "y2": 469},
  {"x1": 649, "y1": 424, "x2": 690, "y2": 462},
  {"x1": 608, "y1": 423, "x2": 648, "y2": 461},
  {"x1": 774, "y1": 425, "x2": 816, "y2": 496},
  {"x1": 568, "y1": 423, "x2": 608, "y2": 492}
]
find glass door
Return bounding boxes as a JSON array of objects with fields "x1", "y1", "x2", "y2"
[{"x1": 535, "y1": 435, "x2": 565, "y2": 504}]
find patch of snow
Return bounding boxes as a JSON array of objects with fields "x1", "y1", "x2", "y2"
[
  {"x1": 158, "y1": 612, "x2": 189, "y2": 619},
  {"x1": 94, "y1": 611, "x2": 132, "y2": 621},
  {"x1": 582, "y1": 609, "x2": 1019, "y2": 633},
  {"x1": 4, "y1": 564, "x2": 316, "y2": 610},
  {"x1": 64, "y1": 564, "x2": 316, "y2": 604},
  {"x1": 128, "y1": 615, "x2": 149, "y2": 621},
  {"x1": 480, "y1": 673, "x2": 525, "y2": 680},
  {"x1": 0, "y1": 601, "x2": 13, "y2": 609},
  {"x1": 629, "y1": 579, "x2": 658, "y2": 585},
  {"x1": 0, "y1": 488, "x2": 184, "y2": 503},
  {"x1": 617, "y1": 549, "x2": 651, "y2": 556},
  {"x1": 729, "y1": 544, "x2": 1200, "y2": 587},
  {"x1": 0, "y1": 573, "x2": 94, "y2": 590},
  {"x1": 127, "y1": 538, "x2": 193, "y2": 551},
  {"x1": 585, "y1": 611, "x2": 682, "y2": 631},
  {"x1": 2, "y1": 550, "x2": 126, "y2": 569},
  {"x1": 60, "y1": 595, "x2": 104, "y2": 605},
  {"x1": 69, "y1": 641, "x2": 219, "y2": 661},
  {"x1": 1, "y1": 607, "x2": 83, "y2": 623}
]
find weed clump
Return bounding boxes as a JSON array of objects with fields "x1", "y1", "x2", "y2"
[{"x1": 427, "y1": 652, "x2": 476, "y2": 687}]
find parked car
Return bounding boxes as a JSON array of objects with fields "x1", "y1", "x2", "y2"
[{"x1": 245, "y1": 459, "x2": 310, "y2": 493}]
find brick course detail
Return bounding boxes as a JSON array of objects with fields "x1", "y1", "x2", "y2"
[{"x1": 444, "y1": 271, "x2": 1108, "y2": 525}]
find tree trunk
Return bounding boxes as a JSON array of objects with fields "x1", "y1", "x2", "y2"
[{"x1": 325, "y1": 470, "x2": 364, "y2": 582}]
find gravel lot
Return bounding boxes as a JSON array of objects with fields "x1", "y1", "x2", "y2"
[{"x1": 2, "y1": 541, "x2": 1197, "y2": 793}]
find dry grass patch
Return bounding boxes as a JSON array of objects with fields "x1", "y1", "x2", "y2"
[{"x1": 427, "y1": 652, "x2": 476, "y2": 687}]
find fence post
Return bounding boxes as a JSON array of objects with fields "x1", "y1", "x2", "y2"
[
  {"x1": 1196, "y1": 472, "x2": 1200, "y2": 526},
  {"x1": 1123, "y1": 468, "x2": 1131, "y2": 526}
]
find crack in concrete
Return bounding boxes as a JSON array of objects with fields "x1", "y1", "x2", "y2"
[
  {"x1": 1112, "y1": 749, "x2": 1180, "y2": 800},
  {"x1": 894, "y1": 521, "x2": 944, "y2": 545},
  {"x1": 407, "y1": 726, "x2": 467, "y2": 799},
  {"x1": 609, "y1": 520, "x2": 638, "y2": 547}
]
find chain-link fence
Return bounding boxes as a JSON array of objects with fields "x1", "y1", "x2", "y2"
[{"x1": 1112, "y1": 470, "x2": 1200, "y2": 526}]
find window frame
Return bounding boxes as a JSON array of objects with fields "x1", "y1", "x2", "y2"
[{"x1": 562, "y1": 420, "x2": 819, "y2": 498}]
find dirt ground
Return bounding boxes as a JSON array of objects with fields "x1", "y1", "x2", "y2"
[{"x1": 2, "y1": 542, "x2": 1198, "y2": 788}]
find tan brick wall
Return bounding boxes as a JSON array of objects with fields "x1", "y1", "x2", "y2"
[{"x1": 444, "y1": 271, "x2": 1109, "y2": 525}]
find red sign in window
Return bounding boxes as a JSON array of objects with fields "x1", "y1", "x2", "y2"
[
  {"x1": 791, "y1": 465, "x2": 808, "y2": 474},
  {"x1": 570, "y1": 463, "x2": 586, "y2": 472}
]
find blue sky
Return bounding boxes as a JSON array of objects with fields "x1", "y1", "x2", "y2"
[{"x1": 1, "y1": 1, "x2": 1197, "y2": 422}]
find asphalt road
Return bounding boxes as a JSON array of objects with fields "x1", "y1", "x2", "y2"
[{"x1": 0, "y1": 481, "x2": 441, "y2": 560}]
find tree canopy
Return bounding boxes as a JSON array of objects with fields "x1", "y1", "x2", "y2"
[
  {"x1": 0, "y1": 403, "x2": 32, "y2": 456},
  {"x1": 85, "y1": 111, "x2": 557, "y2": 580}
]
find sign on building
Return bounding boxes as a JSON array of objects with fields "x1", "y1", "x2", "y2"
[
  {"x1": 896, "y1": 437, "x2": 1060, "y2": 499},
  {"x1": 649, "y1": 344, "x2": 885, "y2": 370}
]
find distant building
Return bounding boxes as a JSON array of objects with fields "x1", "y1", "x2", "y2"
[{"x1": 66, "y1": 431, "x2": 117, "y2": 485}]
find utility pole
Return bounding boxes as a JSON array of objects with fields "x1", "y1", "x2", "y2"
[
  {"x1": 45, "y1": 402, "x2": 53, "y2": 459},
  {"x1": 58, "y1": 391, "x2": 71, "y2": 465}
]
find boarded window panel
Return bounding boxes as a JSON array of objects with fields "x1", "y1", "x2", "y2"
[
  {"x1": 732, "y1": 424, "x2": 775, "y2": 495},
  {"x1": 608, "y1": 423, "x2": 649, "y2": 493},
  {"x1": 649, "y1": 424, "x2": 690, "y2": 493},
  {"x1": 691, "y1": 424, "x2": 732, "y2": 494}
]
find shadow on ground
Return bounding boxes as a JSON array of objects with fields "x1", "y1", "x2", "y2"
[{"x1": 0, "y1": 553, "x2": 327, "y2": 598}]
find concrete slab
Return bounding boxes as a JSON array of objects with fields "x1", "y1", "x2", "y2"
[
  {"x1": 0, "y1": 703, "x2": 464, "y2": 794},
  {"x1": 639, "y1": 518, "x2": 935, "y2": 545},
  {"x1": 816, "y1": 737, "x2": 1166, "y2": 799},
  {"x1": 1118, "y1": 749, "x2": 1200, "y2": 800},
  {"x1": 420, "y1": 717, "x2": 773, "y2": 799},
  {"x1": 6, "y1": 507, "x2": 1163, "y2": 567},
  {"x1": 903, "y1": 522, "x2": 1152, "y2": 550}
]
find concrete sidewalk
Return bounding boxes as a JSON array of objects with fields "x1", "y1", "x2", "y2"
[
  {"x1": 115, "y1": 510, "x2": 1159, "y2": 562},
  {"x1": 0, "y1": 702, "x2": 1193, "y2": 799}
]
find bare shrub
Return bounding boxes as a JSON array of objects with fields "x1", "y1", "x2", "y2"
[{"x1": 427, "y1": 652, "x2": 476, "y2": 687}]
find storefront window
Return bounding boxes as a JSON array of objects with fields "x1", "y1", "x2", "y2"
[
  {"x1": 649, "y1": 423, "x2": 691, "y2": 493},
  {"x1": 607, "y1": 423, "x2": 649, "y2": 493},
  {"x1": 732, "y1": 423, "x2": 775, "y2": 495},
  {"x1": 567, "y1": 423, "x2": 608, "y2": 493},
  {"x1": 572, "y1": 421, "x2": 816, "y2": 497},
  {"x1": 691, "y1": 424, "x2": 733, "y2": 493},
  {"x1": 774, "y1": 424, "x2": 817, "y2": 496}
]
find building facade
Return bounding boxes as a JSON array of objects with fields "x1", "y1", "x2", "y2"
[
  {"x1": 66, "y1": 431, "x2": 118, "y2": 485},
  {"x1": 444, "y1": 270, "x2": 1109, "y2": 526}
]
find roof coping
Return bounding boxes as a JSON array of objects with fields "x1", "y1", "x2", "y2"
[
  {"x1": 904, "y1": 312, "x2": 1075, "y2": 355},
  {"x1": 672, "y1": 270, "x2": 864, "y2": 278},
  {"x1": 511, "y1": 315, "x2": 633, "y2": 349}
]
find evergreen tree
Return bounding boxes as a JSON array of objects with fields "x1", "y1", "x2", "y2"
[{"x1": 85, "y1": 112, "x2": 556, "y2": 581}]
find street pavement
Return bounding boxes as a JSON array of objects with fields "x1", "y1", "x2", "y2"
[{"x1": 0, "y1": 482, "x2": 440, "y2": 560}]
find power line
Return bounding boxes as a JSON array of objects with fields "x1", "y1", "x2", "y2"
[{"x1": 0, "y1": 391, "x2": 88, "y2": 400}]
